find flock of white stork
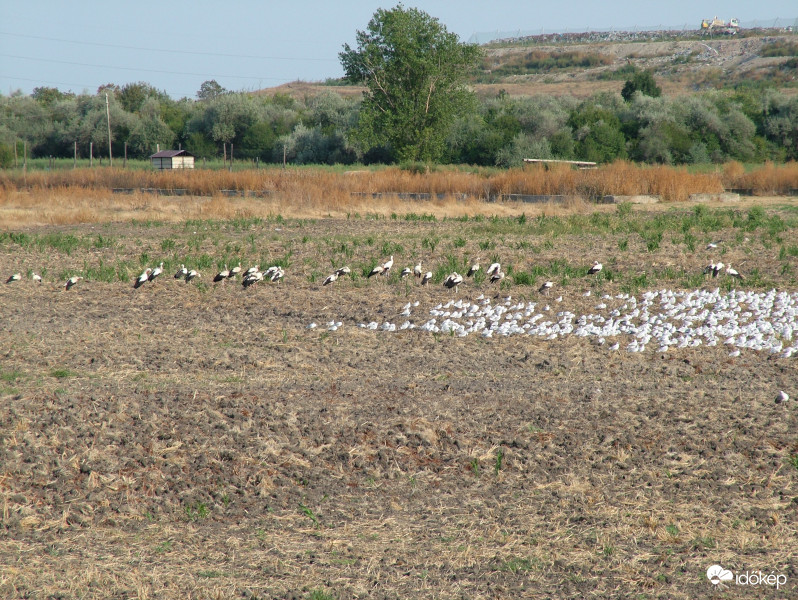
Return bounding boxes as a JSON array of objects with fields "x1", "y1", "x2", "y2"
[{"x1": 4, "y1": 249, "x2": 747, "y2": 293}]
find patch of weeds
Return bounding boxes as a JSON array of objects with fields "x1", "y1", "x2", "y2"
[
  {"x1": 299, "y1": 503, "x2": 320, "y2": 528},
  {"x1": 470, "y1": 458, "x2": 480, "y2": 477},
  {"x1": 184, "y1": 501, "x2": 210, "y2": 522},
  {"x1": 307, "y1": 590, "x2": 336, "y2": 600},
  {"x1": 512, "y1": 271, "x2": 534, "y2": 286},
  {"x1": 498, "y1": 557, "x2": 535, "y2": 573},
  {"x1": 92, "y1": 234, "x2": 116, "y2": 249},
  {"x1": 452, "y1": 236, "x2": 467, "y2": 248},
  {"x1": 665, "y1": 524, "x2": 679, "y2": 536},
  {"x1": 154, "y1": 540, "x2": 172, "y2": 554},
  {"x1": 494, "y1": 448, "x2": 504, "y2": 475},
  {"x1": 617, "y1": 202, "x2": 633, "y2": 219},
  {"x1": 50, "y1": 368, "x2": 77, "y2": 379},
  {"x1": 478, "y1": 239, "x2": 495, "y2": 251},
  {"x1": 421, "y1": 236, "x2": 438, "y2": 252},
  {"x1": 0, "y1": 369, "x2": 24, "y2": 384},
  {"x1": 197, "y1": 570, "x2": 222, "y2": 578},
  {"x1": 691, "y1": 536, "x2": 716, "y2": 549},
  {"x1": 787, "y1": 454, "x2": 798, "y2": 471},
  {"x1": 618, "y1": 238, "x2": 629, "y2": 251},
  {"x1": 161, "y1": 238, "x2": 176, "y2": 252}
]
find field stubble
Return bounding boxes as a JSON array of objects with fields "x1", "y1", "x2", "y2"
[{"x1": 1, "y1": 196, "x2": 797, "y2": 599}]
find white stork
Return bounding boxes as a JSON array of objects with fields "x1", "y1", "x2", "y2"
[
  {"x1": 134, "y1": 268, "x2": 152, "y2": 289},
  {"x1": 538, "y1": 281, "x2": 553, "y2": 294},
  {"x1": 242, "y1": 271, "x2": 262, "y2": 288},
  {"x1": 400, "y1": 267, "x2": 412, "y2": 279},
  {"x1": 490, "y1": 270, "x2": 505, "y2": 284},
  {"x1": 443, "y1": 272, "x2": 464, "y2": 293},
  {"x1": 587, "y1": 261, "x2": 603, "y2": 276},
  {"x1": 149, "y1": 262, "x2": 164, "y2": 282},
  {"x1": 706, "y1": 240, "x2": 721, "y2": 250},
  {"x1": 712, "y1": 262, "x2": 724, "y2": 278},
  {"x1": 270, "y1": 267, "x2": 284, "y2": 283},
  {"x1": 5, "y1": 273, "x2": 21, "y2": 284},
  {"x1": 702, "y1": 262, "x2": 716, "y2": 276},
  {"x1": 367, "y1": 263, "x2": 384, "y2": 278},
  {"x1": 243, "y1": 265, "x2": 260, "y2": 278},
  {"x1": 335, "y1": 266, "x2": 351, "y2": 277},
  {"x1": 413, "y1": 261, "x2": 423, "y2": 278},
  {"x1": 31, "y1": 273, "x2": 42, "y2": 283},
  {"x1": 228, "y1": 262, "x2": 242, "y2": 279},
  {"x1": 486, "y1": 262, "x2": 501, "y2": 276},
  {"x1": 213, "y1": 265, "x2": 230, "y2": 282},
  {"x1": 726, "y1": 264, "x2": 744, "y2": 280},
  {"x1": 185, "y1": 269, "x2": 200, "y2": 282},
  {"x1": 420, "y1": 271, "x2": 433, "y2": 286},
  {"x1": 467, "y1": 259, "x2": 480, "y2": 278},
  {"x1": 174, "y1": 264, "x2": 188, "y2": 279},
  {"x1": 322, "y1": 272, "x2": 339, "y2": 286},
  {"x1": 64, "y1": 276, "x2": 82, "y2": 290}
]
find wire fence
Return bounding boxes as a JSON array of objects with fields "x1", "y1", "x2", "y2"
[{"x1": 468, "y1": 17, "x2": 798, "y2": 44}]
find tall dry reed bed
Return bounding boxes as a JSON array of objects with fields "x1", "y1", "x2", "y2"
[{"x1": 1, "y1": 161, "x2": 796, "y2": 203}]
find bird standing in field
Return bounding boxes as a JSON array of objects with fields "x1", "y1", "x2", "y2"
[
  {"x1": 5, "y1": 273, "x2": 21, "y2": 284},
  {"x1": 174, "y1": 264, "x2": 188, "y2": 279},
  {"x1": 228, "y1": 262, "x2": 242, "y2": 279},
  {"x1": 335, "y1": 266, "x2": 351, "y2": 277},
  {"x1": 322, "y1": 271, "x2": 339, "y2": 286},
  {"x1": 64, "y1": 276, "x2": 82, "y2": 290},
  {"x1": 538, "y1": 281, "x2": 554, "y2": 294},
  {"x1": 400, "y1": 267, "x2": 412, "y2": 279},
  {"x1": 243, "y1": 265, "x2": 260, "y2": 279},
  {"x1": 368, "y1": 263, "x2": 384, "y2": 278},
  {"x1": 269, "y1": 267, "x2": 284, "y2": 283},
  {"x1": 242, "y1": 271, "x2": 263, "y2": 288},
  {"x1": 381, "y1": 255, "x2": 394, "y2": 277},
  {"x1": 467, "y1": 258, "x2": 480, "y2": 278},
  {"x1": 185, "y1": 269, "x2": 200, "y2": 282},
  {"x1": 214, "y1": 265, "x2": 230, "y2": 283},
  {"x1": 726, "y1": 264, "x2": 744, "y2": 280},
  {"x1": 134, "y1": 268, "x2": 152, "y2": 289},
  {"x1": 31, "y1": 273, "x2": 42, "y2": 283},
  {"x1": 420, "y1": 271, "x2": 433, "y2": 286},
  {"x1": 490, "y1": 269, "x2": 505, "y2": 284},
  {"x1": 443, "y1": 272, "x2": 464, "y2": 293},
  {"x1": 587, "y1": 261, "x2": 603, "y2": 276},
  {"x1": 414, "y1": 261, "x2": 423, "y2": 278},
  {"x1": 149, "y1": 262, "x2": 163, "y2": 282}
]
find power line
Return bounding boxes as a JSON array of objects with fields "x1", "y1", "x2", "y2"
[
  {"x1": 0, "y1": 30, "x2": 337, "y2": 63},
  {"x1": 0, "y1": 53, "x2": 295, "y2": 82}
]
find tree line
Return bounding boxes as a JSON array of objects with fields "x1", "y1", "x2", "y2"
[{"x1": 1, "y1": 6, "x2": 796, "y2": 168}]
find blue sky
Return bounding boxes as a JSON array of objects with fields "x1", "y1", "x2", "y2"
[{"x1": 1, "y1": 1, "x2": 795, "y2": 99}]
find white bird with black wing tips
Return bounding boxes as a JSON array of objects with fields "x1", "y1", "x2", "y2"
[
  {"x1": 414, "y1": 261, "x2": 423, "y2": 278},
  {"x1": 64, "y1": 276, "x2": 82, "y2": 290},
  {"x1": 5, "y1": 273, "x2": 21, "y2": 284},
  {"x1": 420, "y1": 271, "x2": 433, "y2": 286},
  {"x1": 443, "y1": 272, "x2": 464, "y2": 293},
  {"x1": 185, "y1": 269, "x2": 200, "y2": 282},
  {"x1": 587, "y1": 261, "x2": 603, "y2": 276},
  {"x1": 174, "y1": 264, "x2": 188, "y2": 279},
  {"x1": 726, "y1": 264, "x2": 744, "y2": 280},
  {"x1": 149, "y1": 262, "x2": 163, "y2": 282},
  {"x1": 214, "y1": 266, "x2": 230, "y2": 283},
  {"x1": 134, "y1": 268, "x2": 152, "y2": 289}
]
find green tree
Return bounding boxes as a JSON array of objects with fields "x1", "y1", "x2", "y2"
[
  {"x1": 197, "y1": 80, "x2": 227, "y2": 101},
  {"x1": 339, "y1": 4, "x2": 482, "y2": 162},
  {"x1": 621, "y1": 71, "x2": 662, "y2": 102}
]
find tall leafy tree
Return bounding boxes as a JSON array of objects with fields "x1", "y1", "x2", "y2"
[{"x1": 339, "y1": 5, "x2": 481, "y2": 162}]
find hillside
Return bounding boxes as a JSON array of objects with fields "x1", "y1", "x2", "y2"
[{"x1": 259, "y1": 29, "x2": 797, "y2": 100}]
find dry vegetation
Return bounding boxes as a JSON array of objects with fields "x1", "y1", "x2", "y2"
[
  {"x1": 1, "y1": 180, "x2": 798, "y2": 599},
  {"x1": 1, "y1": 162, "x2": 797, "y2": 228}
]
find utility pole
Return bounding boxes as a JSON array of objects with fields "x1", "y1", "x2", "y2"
[{"x1": 106, "y1": 93, "x2": 113, "y2": 166}]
